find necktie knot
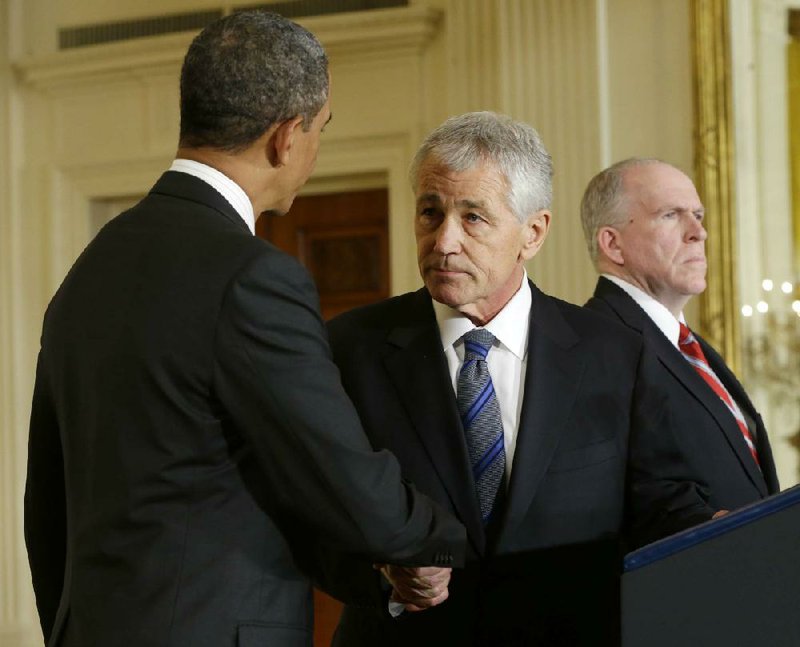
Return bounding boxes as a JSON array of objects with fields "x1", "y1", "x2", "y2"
[{"x1": 462, "y1": 329, "x2": 496, "y2": 361}]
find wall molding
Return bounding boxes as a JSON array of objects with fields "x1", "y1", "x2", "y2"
[{"x1": 15, "y1": 6, "x2": 441, "y2": 90}]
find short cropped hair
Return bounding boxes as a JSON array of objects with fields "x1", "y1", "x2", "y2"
[
  {"x1": 179, "y1": 11, "x2": 328, "y2": 152},
  {"x1": 580, "y1": 157, "x2": 662, "y2": 263},
  {"x1": 409, "y1": 111, "x2": 553, "y2": 223}
]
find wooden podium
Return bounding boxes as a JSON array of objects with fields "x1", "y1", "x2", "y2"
[{"x1": 622, "y1": 484, "x2": 800, "y2": 646}]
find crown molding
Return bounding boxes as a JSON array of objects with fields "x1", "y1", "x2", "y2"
[{"x1": 14, "y1": 6, "x2": 442, "y2": 90}]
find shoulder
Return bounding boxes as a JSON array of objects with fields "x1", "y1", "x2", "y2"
[
  {"x1": 326, "y1": 291, "x2": 431, "y2": 357},
  {"x1": 329, "y1": 290, "x2": 427, "y2": 332},
  {"x1": 584, "y1": 294, "x2": 616, "y2": 318},
  {"x1": 537, "y1": 288, "x2": 641, "y2": 348}
]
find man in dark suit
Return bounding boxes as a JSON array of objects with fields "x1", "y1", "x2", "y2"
[
  {"x1": 326, "y1": 113, "x2": 677, "y2": 646},
  {"x1": 581, "y1": 157, "x2": 779, "y2": 544},
  {"x1": 24, "y1": 11, "x2": 465, "y2": 647}
]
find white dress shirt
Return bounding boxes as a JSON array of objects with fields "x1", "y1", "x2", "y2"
[
  {"x1": 431, "y1": 271, "x2": 531, "y2": 481},
  {"x1": 602, "y1": 274, "x2": 685, "y2": 346},
  {"x1": 169, "y1": 159, "x2": 256, "y2": 235}
]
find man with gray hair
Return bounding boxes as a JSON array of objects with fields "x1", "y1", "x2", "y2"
[
  {"x1": 326, "y1": 113, "x2": 675, "y2": 646},
  {"x1": 582, "y1": 158, "x2": 779, "y2": 546},
  {"x1": 24, "y1": 11, "x2": 465, "y2": 647}
]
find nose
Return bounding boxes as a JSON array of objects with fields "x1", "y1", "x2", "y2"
[
  {"x1": 687, "y1": 216, "x2": 707, "y2": 242},
  {"x1": 432, "y1": 215, "x2": 463, "y2": 255}
]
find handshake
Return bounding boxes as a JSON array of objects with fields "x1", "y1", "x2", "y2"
[{"x1": 375, "y1": 564, "x2": 453, "y2": 612}]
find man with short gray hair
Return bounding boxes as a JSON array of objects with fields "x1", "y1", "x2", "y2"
[
  {"x1": 326, "y1": 113, "x2": 675, "y2": 646},
  {"x1": 24, "y1": 11, "x2": 465, "y2": 647},
  {"x1": 582, "y1": 158, "x2": 779, "y2": 545}
]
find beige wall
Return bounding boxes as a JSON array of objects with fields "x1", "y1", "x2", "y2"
[{"x1": 0, "y1": 1, "x2": 695, "y2": 643}]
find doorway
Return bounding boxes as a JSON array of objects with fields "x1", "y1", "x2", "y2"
[
  {"x1": 257, "y1": 187, "x2": 391, "y2": 645},
  {"x1": 257, "y1": 188, "x2": 390, "y2": 320}
]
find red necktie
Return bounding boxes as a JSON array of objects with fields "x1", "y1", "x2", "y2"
[{"x1": 678, "y1": 323, "x2": 759, "y2": 465}]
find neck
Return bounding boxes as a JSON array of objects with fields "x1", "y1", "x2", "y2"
[
  {"x1": 600, "y1": 269, "x2": 689, "y2": 319},
  {"x1": 175, "y1": 140, "x2": 282, "y2": 215},
  {"x1": 458, "y1": 266, "x2": 525, "y2": 326}
]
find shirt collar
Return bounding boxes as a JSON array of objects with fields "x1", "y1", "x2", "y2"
[
  {"x1": 169, "y1": 159, "x2": 256, "y2": 235},
  {"x1": 602, "y1": 274, "x2": 685, "y2": 347},
  {"x1": 432, "y1": 270, "x2": 531, "y2": 358}
]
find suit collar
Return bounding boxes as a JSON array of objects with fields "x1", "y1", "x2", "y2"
[
  {"x1": 600, "y1": 275, "x2": 682, "y2": 346},
  {"x1": 169, "y1": 159, "x2": 255, "y2": 234},
  {"x1": 429, "y1": 272, "x2": 532, "y2": 360},
  {"x1": 149, "y1": 171, "x2": 251, "y2": 234}
]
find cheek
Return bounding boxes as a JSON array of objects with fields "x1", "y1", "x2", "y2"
[{"x1": 415, "y1": 234, "x2": 433, "y2": 258}]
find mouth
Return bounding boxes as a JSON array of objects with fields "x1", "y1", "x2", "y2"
[{"x1": 426, "y1": 266, "x2": 468, "y2": 278}]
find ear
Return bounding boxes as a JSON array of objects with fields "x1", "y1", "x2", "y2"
[
  {"x1": 597, "y1": 226, "x2": 624, "y2": 265},
  {"x1": 519, "y1": 210, "x2": 551, "y2": 261},
  {"x1": 269, "y1": 116, "x2": 305, "y2": 167}
]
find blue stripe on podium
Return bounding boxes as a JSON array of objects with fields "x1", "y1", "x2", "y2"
[{"x1": 624, "y1": 484, "x2": 800, "y2": 572}]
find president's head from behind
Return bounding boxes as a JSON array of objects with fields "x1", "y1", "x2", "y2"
[
  {"x1": 410, "y1": 111, "x2": 553, "y2": 326},
  {"x1": 178, "y1": 11, "x2": 332, "y2": 216},
  {"x1": 580, "y1": 158, "x2": 707, "y2": 318}
]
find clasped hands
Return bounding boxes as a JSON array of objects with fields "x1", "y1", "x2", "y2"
[{"x1": 374, "y1": 563, "x2": 452, "y2": 612}]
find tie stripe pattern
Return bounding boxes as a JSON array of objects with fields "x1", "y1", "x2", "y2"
[
  {"x1": 457, "y1": 329, "x2": 505, "y2": 524},
  {"x1": 678, "y1": 323, "x2": 759, "y2": 465}
]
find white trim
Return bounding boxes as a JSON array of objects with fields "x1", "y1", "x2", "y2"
[
  {"x1": 15, "y1": 6, "x2": 442, "y2": 90},
  {"x1": 595, "y1": 0, "x2": 611, "y2": 168}
]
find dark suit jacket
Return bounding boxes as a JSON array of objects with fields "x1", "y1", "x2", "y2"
[
  {"x1": 24, "y1": 172, "x2": 464, "y2": 647},
  {"x1": 326, "y1": 284, "x2": 675, "y2": 647},
  {"x1": 585, "y1": 277, "x2": 779, "y2": 543}
]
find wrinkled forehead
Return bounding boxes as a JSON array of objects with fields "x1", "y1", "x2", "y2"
[
  {"x1": 624, "y1": 163, "x2": 703, "y2": 211},
  {"x1": 415, "y1": 156, "x2": 507, "y2": 191}
]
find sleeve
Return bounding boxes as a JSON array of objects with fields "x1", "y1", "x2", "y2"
[
  {"x1": 212, "y1": 249, "x2": 465, "y2": 570},
  {"x1": 626, "y1": 346, "x2": 716, "y2": 549},
  {"x1": 24, "y1": 351, "x2": 67, "y2": 641}
]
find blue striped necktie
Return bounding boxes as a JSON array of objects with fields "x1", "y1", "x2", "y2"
[{"x1": 457, "y1": 328, "x2": 505, "y2": 525}]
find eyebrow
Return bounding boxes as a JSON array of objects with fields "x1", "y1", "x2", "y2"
[
  {"x1": 651, "y1": 204, "x2": 705, "y2": 215},
  {"x1": 416, "y1": 194, "x2": 488, "y2": 210},
  {"x1": 459, "y1": 199, "x2": 486, "y2": 210}
]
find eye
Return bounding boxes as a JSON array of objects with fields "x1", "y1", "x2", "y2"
[
  {"x1": 417, "y1": 207, "x2": 441, "y2": 226},
  {"x1": 662, "y1": 210, "x2": 677, "y2": 219},
  {"x1": 464, "y1": 212, "x2": 484, "y2": 224},
  {"x1": 694, "y1": 211, "x2": 705, "y2": 222}
]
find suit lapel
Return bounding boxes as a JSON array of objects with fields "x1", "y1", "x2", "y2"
[
  {"x1": 382, "y1": 291, "x2": 486, "y2": 553},
  {"x1": 700, "y1": 341, "x2": 777, "y2": 490},
  {"x1": 698, "y1": 336, "x2": 770, "y2": 495},
  {"x1": 593, "y1": 278, "x2": 768, "y2": 495},
  {"x1": 499, "y1": 285, "x2": 585, "y2": 544}
]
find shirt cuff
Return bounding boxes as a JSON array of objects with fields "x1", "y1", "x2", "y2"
[{"x1": 388, "y1": 599, "x2": 405, "y2": 618}]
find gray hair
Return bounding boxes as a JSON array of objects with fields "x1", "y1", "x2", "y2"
[
  {"x1": 179, "y1": 10, "x2": 329, "y2": 152},
  {"x1": 409, "y1": 112, "x2": 553, "y2": 222},
  {"x1": 580, "y1": 157, "x2": 663, "y2": 263}
]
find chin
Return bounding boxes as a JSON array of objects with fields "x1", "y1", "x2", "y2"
[
  {"x1": 427, "y1": 286, "x2": 463, "y2": 309},
  {"x1": 261, "y1": 208, "x2": 288, "y2": 218},
  {"x1": 688, "y1": 280, "x2": 707, "y2": 296}
]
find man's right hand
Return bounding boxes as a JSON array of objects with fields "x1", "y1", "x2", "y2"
[{"x1": 376, "y1": 564, "x2": 452, "y2": 612}]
